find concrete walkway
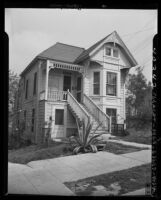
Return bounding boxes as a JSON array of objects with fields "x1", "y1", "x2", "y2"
[
  {"x1": 8, "y1": 148, "x2": 151, "y2": 196},
  {"x1": 108, "y1": 139, "x2": 151, "y2": 149}
]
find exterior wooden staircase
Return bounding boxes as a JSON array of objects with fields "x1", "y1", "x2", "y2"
[{"x1": 67, "y1": 91, "x2": 111, "y2": 134}]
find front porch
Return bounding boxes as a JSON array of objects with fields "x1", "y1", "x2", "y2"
[{"x1": 38, "y1": 59, "x2": 84, "y2": 103}]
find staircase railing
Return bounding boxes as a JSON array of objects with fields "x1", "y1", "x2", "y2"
[
  {"x1": 83, "y1": 93, "x2": 111, "y2": 133},
  {"x1": 67, "y1": 90, "x2": 90, "y2": 127}
]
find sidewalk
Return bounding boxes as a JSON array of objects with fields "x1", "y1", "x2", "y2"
[{"x1": 8, "y1": 149, "x2": 151, "y2": 195}]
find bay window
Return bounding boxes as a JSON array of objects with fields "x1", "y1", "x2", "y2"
[{"x1": 106, "y1": 72, "x2": 117, "y2": 96}]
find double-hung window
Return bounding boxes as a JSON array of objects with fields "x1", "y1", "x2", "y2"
[
  {"x1": 31, "y1": 108, "x2": 35, "y2": 132},
  {"x1": 25, "y1": 80, "x2": 29, "y2": 99},
  {"x1": 93, "y1": 72, "x2": 100, "y2": 95},
  {"x1": 33, "y1": 72, "x2": 37, "y2": 95},
  {"x1": 24, "y1": 110, "x2": 27, "y2": 129},
  {"x1": 106, "y1": 72, "x2": 117, "y2": 96}
]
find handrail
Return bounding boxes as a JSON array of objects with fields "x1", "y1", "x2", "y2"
[
  {"x1": 67, "y1": 90, "x2": 90, "y2": 126},
  {"x1": 48, "y1": 89, "x2": 67, "y2": 101},
  {"x1": 83, "y1": 93, "x2": 111, "y2": 132},
  {"x1": 84, "y1": 93, "x2": 110, "y2": 120}
]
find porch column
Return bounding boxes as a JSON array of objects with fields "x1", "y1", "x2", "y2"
[{"x1": 45, "y1": 60, "x2": 50, "y2": 100}]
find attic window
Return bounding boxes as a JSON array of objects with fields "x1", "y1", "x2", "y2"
[
  {"x1": 105, "y1": 46, "x2": 119, "y2": 58},
  {"x1": 113, "y1": 49, "x2": 119, "y2": 58},
  {"x1": 105, "y1": 47, "x2": 112, "y2": 56}
]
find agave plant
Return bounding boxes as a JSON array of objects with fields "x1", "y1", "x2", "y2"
[{"x1": 68, "y1": 117, "x2": 104, "y2": 154}]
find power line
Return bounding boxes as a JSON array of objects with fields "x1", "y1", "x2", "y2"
[
  {"x1": 122, "y1": 15, "x2": 157, "y2": 39},
  {"x1": 122, "y1": 27, "x2": 155, "y2": 38},
  {"x1": 131, "y1": 33, "x2": 153, "y2": 53}
]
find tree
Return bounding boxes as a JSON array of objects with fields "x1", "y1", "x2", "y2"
[
  {"x1": 9, "y1": 70, "x2": 19, "y2": 118},
  {"x1": 126, "y1": 66, "x2": 152, "y2": 118}
]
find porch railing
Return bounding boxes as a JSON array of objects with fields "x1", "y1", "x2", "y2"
[
  {"x1": 39, "y1": 90, "x2": 67, "y2": 101},
  {"x1": 48, "y1": 89, "x2": 68, "y2": 101},
  {"x1": 67, "y1": 90, "x2": 90, "y2": 127},
  {"x1": 83, "y1": 93, "x2": 111, "y2": 133}
]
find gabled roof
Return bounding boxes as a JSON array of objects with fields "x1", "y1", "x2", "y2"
[
  {"x1": 21, "y1": 31, "x2": 137, "y2": 76},
  {"x1": 74, "y1": 33, "x2": 112, "y2": 63},
  {"x1": 38, "y1": 42, "x2": 85, "y2": 63},
  {"x1": 75, "y1": 31, "x2": 138, "y2": 67}
]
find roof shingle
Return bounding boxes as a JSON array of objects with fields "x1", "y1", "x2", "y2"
[{"x1": 38, "y1": 42, "x2": 85, "y2": 63}]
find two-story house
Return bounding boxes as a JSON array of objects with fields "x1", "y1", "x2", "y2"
[{"x1": 13, "y1": 31, "x2": 138, "y2": 143}]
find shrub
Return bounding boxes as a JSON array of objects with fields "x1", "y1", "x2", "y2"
[{"x1": 68, "y1": 117, "x2": 104, "y2": 154}]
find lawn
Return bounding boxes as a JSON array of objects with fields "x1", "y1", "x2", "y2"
[
  {"x1": 8, "y1": 141, "x2": 73, "y2": 164},
  {"x1": 113, "y1": 127, "x2": 151, "y2": 145},
  {"x1": 64, "y1": 163, "x2": 151, "y2": 196},
  {"x1": 103, "y1": 141, "x2": 148, "y2": 154},
  {"x1": 8, "y1": 140, "x2": 148, "y2": 164}
]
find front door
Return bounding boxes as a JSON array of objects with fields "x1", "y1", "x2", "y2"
[
  {"x1": 63, "y1": 75, "x2": 71, "y2": 92},
  {"x1": 51, "y1": 106, "x2": 64, "y2": 139},
  {"x1": 76, "y1": 76, "x2": 82, "y2": 103}
]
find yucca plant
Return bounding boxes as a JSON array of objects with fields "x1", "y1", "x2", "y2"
[{"x1": 68, "y1": 117, "x2": 104, "y2": 154}]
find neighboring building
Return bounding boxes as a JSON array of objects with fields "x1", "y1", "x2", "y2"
[{"x1": 13, "y1": 31, "x2": 138, "y2": 143}]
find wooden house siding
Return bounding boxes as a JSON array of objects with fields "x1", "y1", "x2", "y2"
[{"x1": 14, "y1": 32, "x2": 137, "y2": 142}]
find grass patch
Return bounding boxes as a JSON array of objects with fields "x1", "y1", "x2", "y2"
[
  {"x1": 64, "y1": 163, "x2": 151, "y2": 196},
  {"x1": 8, "y1": 140, "x2": 148, "y2": 164},
  {"x1": 104, "y1": 141, "x2": 148, "y2": 154},
  {"x1": 8, "y1": 141, "x2": 73, "y2": 164},
  {"x1": 113, "y1": 127, "x2": 151, "y2": 145},
  {"x1": 114, "y1": 119, "x2": 152, "y2": 145}
]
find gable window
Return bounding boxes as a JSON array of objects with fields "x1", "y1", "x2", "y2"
[
  {"x1": 105, "y1": 46, "x2": 119, "y2": 58},
  {"x1": 33, "y1": 72, "x2": 37, "y2": 95},
  {"x1": 93, "y1": 72, "x2": 100, "y2": 95},
  {"x1": 25, "y1": 79, "x2": 29, "y2": 99},
  {"x1": 105, "y1": 47, "x2": 112, "y2": 56},
  {"x1": 31, "y1": 108, "x2": 35, "y2": 132},
  {"x1": 106, "y1": 108, "x2": 117, "y2": 124},
  {"x1": 55, "y1": 109, "x2": 64, "y2": 125},
  {"x1": 113, "y1": 49, "x2": 119, "y2": 58},
  {"x1": 106, "y1": 72, "x2": 117, "y2": 96}
]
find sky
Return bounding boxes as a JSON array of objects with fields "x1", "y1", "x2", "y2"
[{"x1": 5, "y1": 9, "x2": 157, "y2": 82}]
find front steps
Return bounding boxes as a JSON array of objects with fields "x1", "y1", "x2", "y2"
[{"x1": 81, "y1": 104, "x2": 109, "y2": 135}]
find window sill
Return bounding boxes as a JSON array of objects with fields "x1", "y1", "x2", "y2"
[
  {"x1": 106, "y1": 95, "x2": 121, "y2": 99},
  {"x1": 104, "y1": 55, "x2": 120, "y2": 61}
]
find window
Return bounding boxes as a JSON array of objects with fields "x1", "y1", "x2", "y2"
[
  {"x1": 25, "y1": 79, "x2": 29, "y2": 99},
  {"x1": 93, "y1": 72, "x2": 100, "y2": 95},
  {"x1": 106, "y1": 108, "x2": 117, "y2": 124},
  {"x1": 33, "y1": 72, "x2": 37, "y2": 95},
  {"x1": 105, "y1": 47, "x2": 112, "y2": 56},
  {"x1": 55, "y1": 109, "x2": 64, "y2": 125},
  {"x1": 31, "y1": 109, "x2": 35, "y2": 132},
  {"x1": 105, "y1": 46, "x2": 119, "y2": 58},
  {"x1": 106, "y1": 72, "x2": 117, "y2": 96},
  {"x1": 113, "y1": 49, "x2": 119, "y2": 58},
  {"x1": 24, "y1": 110, "x2": 27, "y2": 129}
]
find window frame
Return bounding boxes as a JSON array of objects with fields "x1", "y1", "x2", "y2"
[
  {"x1": 33, "y1": 72, "x2": 37, "y2": 95},
  {"x1": 24, "y1": 110, "x2": 27, "y2": 129},
  {"x1": 105, "y1": 46, "x2": 119, "y2": 59},
  {"x1": 25, "y1": 79, "x2": 29, "y2": 99},
  {"x1": 106, "y1": 72, "x2": 117, "y2": 96},
  {"x1": 93, "y1": 71, "x2": 100, "y2": 95},
  {"x1": 31, "y1": 108, "x2": 35, "y2": 132}
]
